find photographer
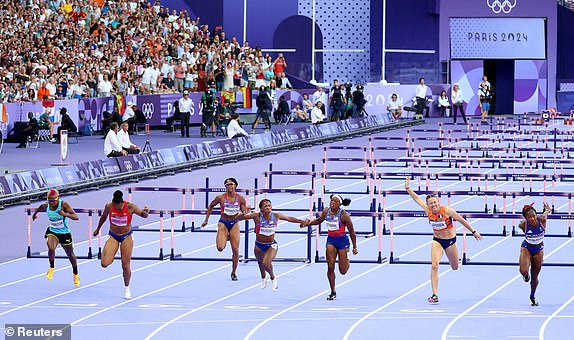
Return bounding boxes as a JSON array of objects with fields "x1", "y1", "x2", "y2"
[
  {"x1": 200, "y1": 87, "x2": 216, "y2": 137},
  {"x1": 329, "y1": 79, "x2": 345, "y2": 121},
  {"x1": 352, "y1": 84, "x2": 366, "y2": 118},
  {"x1": 478, "y1": 82, "x2": 491, "y2": 124},
  {"x1": 252, "y1": 85, "x2": 272, "y2": 133},
  {"x1": 166, "y1": 99, "x2": 181, "y2": 132}
]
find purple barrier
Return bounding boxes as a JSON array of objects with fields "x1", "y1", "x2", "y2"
[{"x1": 117, "y1": 153, "x2": 153, "y2": 172}]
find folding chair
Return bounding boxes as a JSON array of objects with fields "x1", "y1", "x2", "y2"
[{"x1": 26, "y1": 134, "x2": 40, "y2": 149}]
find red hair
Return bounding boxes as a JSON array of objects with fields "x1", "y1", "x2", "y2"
[{"x1": 47, "y1": 189, "x2": 59, "y2": 199}]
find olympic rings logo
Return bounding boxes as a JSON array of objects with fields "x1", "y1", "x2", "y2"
[
  {"x1": 124, "y1": 161, "x2": 133, "y2": 171},
  {"x1": 487, "y1": 0, "x2": 517, "y2": 14},
  {"x1": 141, "y1": 103, "x2": 154, "y2": 120}
]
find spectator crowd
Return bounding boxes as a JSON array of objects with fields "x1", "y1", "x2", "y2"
[{"x1": 0, "y1": 0, "x2": 294, "y2": 104}]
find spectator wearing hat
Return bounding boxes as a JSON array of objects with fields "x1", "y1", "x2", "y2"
[
  {"x1": 123, "y1": 101, "x2": 137, "y2": 132},
  {"x1": 54, "y1": 108, "x2": 77, "y2": 143},
  {"x1": 178, "y1": 90, "x2": 193, "y2": 137}
]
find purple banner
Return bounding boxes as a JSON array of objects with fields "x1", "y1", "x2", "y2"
[
  {"x1": 58, "y1": 165, "x2": 86, "y2": 184},
  {"x1": 147, "y1": 151, "x2": 165, "y2": 167},
  {"x1": 79, "y1": 97, "x2": 117, "y2": 131},
  {"x1": 101, "y1": 158, "x2": 122, "y2": 176},
  {"x1": 117, "y1": 154, "x2": 153, "y2": 172},
  {"x1": 1, "y1": 173, "x2": 29, "y2": 194},
  {"x1": 439, "y1": 0, "x2": 557, "y2": 107},
  {"x1": 40, "y1": 168, "x2": 65, "y2": 187},
  {"x1": 0, "y1": 175, "x2": 10, "y2": 195}
]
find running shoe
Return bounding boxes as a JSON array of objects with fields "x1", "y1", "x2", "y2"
[
  {"x1": 73, "y1": 274, "x2": 80, "y2": 287},
  {"x1": 523, "y1": 274, "x2": 530, "y2": 282},
  {"x1": 272, "y1": 278, "x2": 278, "y2": 291},
  {"x1": 46, "y1": 267, "x2": 54, "y2": 280},
  {"x1": 261, "y1": 274, "x2": 269, "y2": 289},
  {"x1": 231, "y1": 273, "x2": 238, "y2": 281},
  {"x1": 428, "y1": 294, "x2": 439, "y2": 304},
  {"x1": 530, "y1": 296, "x2": 539, "y2": 306},
  {"x1": 327, "y1": 291, "x2": 337, "y2": 300},
  {"x1": 124, "y1": 286, "x2": 132, "y2": 299}
]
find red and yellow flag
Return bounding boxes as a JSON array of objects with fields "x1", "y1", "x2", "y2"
[{"x1": 1, "y1": 103, "x2": 6, "y2": 123}]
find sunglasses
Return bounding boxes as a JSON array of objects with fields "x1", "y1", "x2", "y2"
[
  {"x1": 224, "y1": 182, "x2": 235, "y2": 186},
  {"x1": 48, "y1": 198, "x2": 59, "y2": 202}
]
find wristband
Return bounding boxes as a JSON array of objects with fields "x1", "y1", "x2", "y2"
[{"x1": 472, "y1": 230, "x2": 477, "y2": 235}]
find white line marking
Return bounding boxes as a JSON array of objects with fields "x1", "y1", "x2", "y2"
[{"x1": 538, "y1": 294, "x2": 574, "y2": 340}]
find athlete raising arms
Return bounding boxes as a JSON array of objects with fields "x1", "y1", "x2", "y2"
[{"x1": 405, "y1": 177, "x2": 482, "y2": 303}]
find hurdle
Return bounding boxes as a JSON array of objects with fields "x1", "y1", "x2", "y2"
[
  {"x1": 321, "y1": 146, "x2": 374, "y2": 200},
  {"x1": 26, "y1": 208, "x2": 97, "y2": 260},
  {"x1": 461, "y1": 214, "x2": 574, "y2": 267},
  {"x1": 127, "y1": 186, "x2": 190, "y2": 232},
  {"x1": 167, "y1": 209, "x2": 253, "y2": 262},
  {"x1": 252, "y1": 185, "x2": 317, "y2": 261},
  {"x1": 167, "y1": 209, "x2": 314, "y2": 263},
  {"x1": 264, "y1": 163, "x2": 316, "y2": 192},
  {"x1": 313, "y1": 207, "x2": 386, "y2": 264},
  {"x1": 387, "y1": 213, "x2": 452, "y2": 265},
  {"x1": 94, "y1": 209, "x2": 171, "y2": 260}
]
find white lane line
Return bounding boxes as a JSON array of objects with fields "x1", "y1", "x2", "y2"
[
  {"x1": 538, "y1": 294, "x2": 574, "y2": 340},
  {"x1": 441, "y1": 236, "x2": 574, "y2": 340},
  {"x1": 144, "y1": 264, "x2": 308, "y2": 340}
]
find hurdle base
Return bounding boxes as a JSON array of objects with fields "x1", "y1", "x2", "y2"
[
  {"x1": 383, "y1": 231, "x2": 507, "y2": 237},
  {"x1": 314, "y1": 256, "x2": 387, "y2": 264},
  {"x1": 28, "y1": 254, "x2": 94, "y2": 260},
  {"x1": 170, "y1": 254, "x2": 245, "y2": 262},
  {"x1": 132, "y1": 225, "x2": 192, "y2": 233},
  {"x1": 390, "y1": 258, "x2": 452, "y2": 265}
]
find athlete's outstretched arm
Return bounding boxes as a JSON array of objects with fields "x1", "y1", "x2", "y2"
[
  {"x1": 445, "y1": 206, "x2": 482, "y2": 240},
  {"x1": 405, "y1": 177, "x2": 428, "y2": 211}
]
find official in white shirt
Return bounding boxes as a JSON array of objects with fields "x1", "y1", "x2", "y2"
[
  {"x1": 104, "y1": 122, "x2": 127, "y2": 158},
  {"x1": 415, "y1": 77, "x2": 430, "y2": 117},
  {"x1": 123, "y1": 101, "x2": 137, "y2": 130},
  {"x1": 227, "y1": 114, "x2": 248, "y2": 138},
  {"x1": 178, "y1": 90, "x2": 193, "y2": 137},
  {"x1": 313, "y1": 85, "x2": 327, "y2": 117},
  {"x1": 118, "y1": 122, "x2": 140, "y2": 154},
  {"x1": 311, "y1": 101, "x2": 326, "y2": 124}
]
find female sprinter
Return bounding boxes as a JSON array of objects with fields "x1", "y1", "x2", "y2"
[
  {"x1": 405, "y1": 178, "x2": 482, "y2": 303},
  {"x1": 308, "y1": 194, "x2": 357, "y2": 300},
  {"x1": 235, "y1": 199, "x2": 309, "y2": 290},
  {"x1": 93, "y1": 190, "x2": 150, "y2": 299},
  {"x1": 519, "y1": 202, "x2": 551, "y2": 306},
  {"x1": 201, "y1": 177, "x2": 250, "y2": 281},
  {"x1": 32, "y1": 189, "x2": 80, "y2": 286}
]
